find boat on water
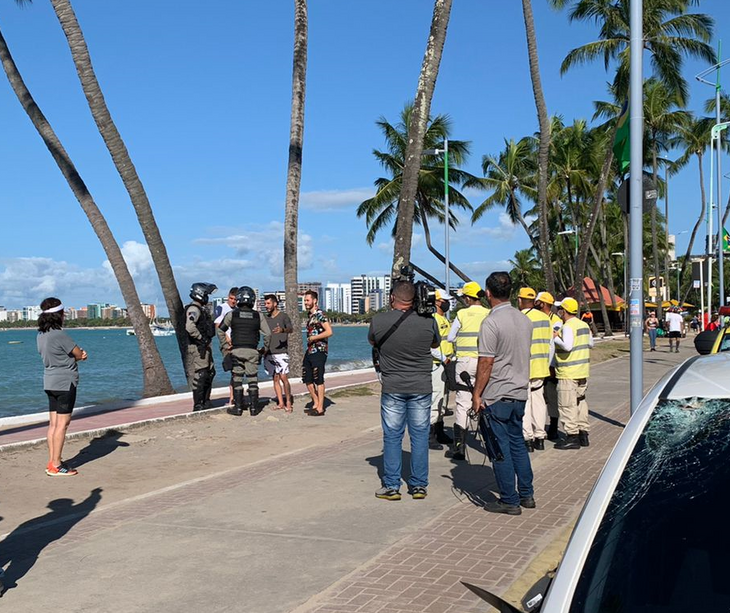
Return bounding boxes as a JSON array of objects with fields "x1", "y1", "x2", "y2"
[
  {"x1": 126, "y1": 320, "x2": 176, "y2": 337},
  {"x1": 8, "y1": 340, "x2": 22, "y2": 344}
]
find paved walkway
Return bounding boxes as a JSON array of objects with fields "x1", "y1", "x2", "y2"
[
  {"x1": 0, "y1": 349, "x2": 685, "y2": 612},
  {"x1": 0, "y1": 369, "x2": 379, "y2": 448}
]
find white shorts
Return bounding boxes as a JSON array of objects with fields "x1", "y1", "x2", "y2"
[{"x1": 264, "y1": 353, "x2": 290, "y2": 376}]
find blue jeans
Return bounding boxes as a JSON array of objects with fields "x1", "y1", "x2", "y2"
[
  {"x1": 484, "y1": 399, "x2": 534, "y2": 506},
  {"x1": 380, "y1": 393, "x2": 431, "y2": 490},
  {"x1": 648, "y1": 328, "x2": 657, "y2": 349}
]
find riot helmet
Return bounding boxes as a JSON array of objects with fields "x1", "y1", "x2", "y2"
[
  {"x1": 236, "y1": 286, "x2": 256, "y2": 308},
  {"x1": 190, "y1": 282, "x2": 217, "y2": 305}
]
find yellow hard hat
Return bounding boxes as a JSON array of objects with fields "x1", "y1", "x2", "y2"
[
  {"x1": 461, "y1": 281, "x2": 483, "y2": 299},
  {"x1": 555, "y1": 297, "x2": 579, "y2": 315},
  {"x1": 518, "y1": 287, "x2": 537, "y2": 300},
  {"x1": 536, "y1": 291, "x2": 555, "y2": 305},
  {"x1": 435, "y1": 290, "x2": 443, "y2": 301}
]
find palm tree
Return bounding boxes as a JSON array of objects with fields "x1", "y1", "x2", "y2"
[
  {"x1": 509, "y1": 249, "x2": 544, "y2": 290},
  {"x1": 644, "y1": 78, "x2": 689, "y2": 315},
  {"x1": 0, "y1": 25, "x2": 174, "y2": 397},
  {"x1": 359, "y1": 105, "x2": 476, "y2": 252},
  {"x1": 392, "y1": 0, "x2": 454, "y2": 279},
  {"x1": 550, "y1": 0, "x2": 715, "y2": 104},
  {"x1": 44, "y1": 0, "x2": 187, "y2": 368},
  {"x1": 521, "y1": 0, "x2": 556, "y2": 294},
  {"x1": 283, "y1": 0, "x2": 308, "y2": 373},
  {"x1": 470, "y1": 137, "x2": 536, "y2": 241},
  {"x1": 672, "y1": 115, "x2": 714, "y2": 299}
]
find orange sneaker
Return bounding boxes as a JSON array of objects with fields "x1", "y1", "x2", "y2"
[{"x1": 46, "y1": 462, "x2": 78, "y2": 477}]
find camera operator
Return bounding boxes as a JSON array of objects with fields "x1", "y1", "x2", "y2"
[{"x1": 368, "y1": 281, "x2": 440, "y2": 501}]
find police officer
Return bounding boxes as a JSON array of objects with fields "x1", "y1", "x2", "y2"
[
  {"x1": 446, "y1": 281, "x2": 490, "y2": 461},
  {"x1": 185, "y1": 282, "x2": 217, "y2": 411},
  {"x1": 553, "y1": 297, "x2": 593, "y2": 450},
  {"x1": 536, "y1": 291, "x2": 561, "y2": 440},
  {"x1": 217, "y1": 286, "x2": 271, "y2": 416},
  {"x1": 517, "y1": 287, "x2": 551, "y2": 452},
  {"x1": 429, "y1": 291, "x2": 454, "y2": 450}
]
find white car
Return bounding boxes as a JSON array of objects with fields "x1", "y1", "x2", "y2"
[{"x1": 465, "y1": 352, "x2": 730, "y2": 613}]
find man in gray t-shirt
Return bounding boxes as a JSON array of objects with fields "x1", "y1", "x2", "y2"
[
  {"x1": 264, "y1": 294, "x2": 294, "y2": 411},
  {"x1": 472, "y1": 272, "x2": 534, "y2": 516},
  {"x1": 368, "y1": 281, "x2": 440, "y2": 501}
]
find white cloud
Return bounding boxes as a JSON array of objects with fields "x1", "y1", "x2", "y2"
[
  {"x1": 452, "y1": 212, "x2": 518, "y2": 244},
  {"x1": 300, "y1": 187, "x2": 373, "y2": 212},
  {"x1": 460, "y1": 260, "x2": 513, "y2": 280}
]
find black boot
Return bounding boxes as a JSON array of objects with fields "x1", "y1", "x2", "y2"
[
  {"x1": 554, "y1": 434, "x2": 581, "y2": 450},
  {"x1": 228, "y1": 388, "x2": 244, "y2": 416},
  {"x1": 192, "y1": 386, "x2": 206, "y2": 412},
  {"x1": 447, "y1": 424, "x2": 466, "y2": 461},
  {"x1": 434, "y1": 421, "x2": 453, "y2": 444},
  {"x1": 429, "y1": 425, "x2": 444, "y2": 450},
  {"x1": 525, "y1": 439, "x2": 534, "y2": 453},
  {"x1": 579, "y1": 430, "x2": 590, "y2": 447},
  {"x1": 546, "y1": 417, "x2": 559, "y2": 441},
  {"x1": 533, "y1": 438, "x2": 545, "y2": 451},
  {"x1": 248, "y1": 389, "x2": 260, "y2": 416}
]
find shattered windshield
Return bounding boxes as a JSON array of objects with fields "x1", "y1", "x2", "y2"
[{"x1": 569, "y1": 397, "x2": 730, "y2": 613}]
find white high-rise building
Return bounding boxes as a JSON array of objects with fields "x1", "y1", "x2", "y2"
[
  {"x1": 350, "y1": 275, "x2": 391, "y2": 314},
  {"x1": 324, "y1": 283, "x2": 352, "y2": 314},
  {"x1": 0, "y1": 307, "x2": 6, "y2": 322},
  {"x1": 23, "y1": 305, "x2": 42, "y2": 321}
]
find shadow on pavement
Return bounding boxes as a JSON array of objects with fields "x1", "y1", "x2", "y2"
[
  {"x1": 588, "y1": 410, "x2": 626, "y2": 429},
  {"x1": 67, "y1": 430, "x2": 130, "y2": 469},
  {"x1": 366, "y1": 451, "x2": 412, "y2": 484},
  {"x1": 0, "y1": 488, "x2": 102, "y2": 596},
  {"x1": 443, "y1": 444, "x2": 498, "y2": 508}
]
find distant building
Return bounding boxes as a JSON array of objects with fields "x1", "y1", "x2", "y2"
[
  {"x1": 7, "y1": 310, "x2": 23, "y2": 323},
  {"x1": 297, "y1": 282, "x2": 322, "y2": 298},
  {"x1": 77, "y1": 307, "x2": 88, "y2": 319},
  {"x1": 350, "y1": 275, "x2": 391, "y2": 314},
  {"x1": 65, "y1": 307, "x2": 78, "y2": 321},
  {"x1": 87, "y1": 303, "x2": 111, "y2": 319},
  {"x1": 0, "y1": 307, "x2": 6, "y2": 322},
  {"x1": 141, "y1": 304, "x2": 156, "y2": 320},
  {"x1": 324, "y1": 283, "x2": 352, "y2": 314},
  {"x1": 23, "y1": 305, "x2": 42, "y2": 321},
  {"x1": 368, "y1": 289, "x2": 386, "y2": 312}
]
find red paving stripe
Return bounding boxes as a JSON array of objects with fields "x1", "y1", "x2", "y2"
[{"x1": 0, "y1": 370, "x2": 378, "y2": 447}]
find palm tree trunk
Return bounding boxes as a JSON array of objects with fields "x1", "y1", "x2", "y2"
[
  {"x1": 392, "y1": 0, "x2": 453, "y2": 278},
  {"x1": 50, "y1": 0, "x2": 186, "y2": 369},
  {"x1": 521, "y1": 0, "x2": 555, "y2": 294},
  {"x1": 589, "y1": 243, "x2": 614, "y2": 336},
  {"x1": 283, "y1": 0, "x2": 308, "y2": 375},
  {"x1": 0, "y1": 24, "x2": 174, "y2": 397},
  {"x1": 680, "y1": 152, "x2": 708, "y2": 305}
]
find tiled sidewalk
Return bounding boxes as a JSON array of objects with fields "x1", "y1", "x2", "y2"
[{"x1": 293, "y1": 352, "x2": 684, "y2": 613}]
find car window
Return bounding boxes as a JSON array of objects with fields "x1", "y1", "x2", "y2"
[
  {"x1": 720, "y1": 330, "x2": 730, "y2": 352},
  {"x1": 569, "y1": 398, "x2": 730, "y2": 613}
]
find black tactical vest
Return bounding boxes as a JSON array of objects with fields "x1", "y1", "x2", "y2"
[
  {"x1": 230, "y1": 308, "x2": 261, "y2": 348},
  {"x1": 185, "y1": 302, "x2": 215, "y2": 341}
]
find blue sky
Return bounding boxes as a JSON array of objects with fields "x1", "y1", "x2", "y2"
[{"x1": 1, "y1": 0, "x2": 729, "y2": 311}]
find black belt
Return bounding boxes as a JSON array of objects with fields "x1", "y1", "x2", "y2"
[{"x1": 499, "y1": 398, "x2": 522, "y2": 403}]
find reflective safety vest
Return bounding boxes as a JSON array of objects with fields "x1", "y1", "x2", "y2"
[
  {"x1": 522, "y1": 308, "x2": 551, "y2": 379},
  {"x1": 548, "y1": 312, "x2": 562, "y2": 330},
  {"x1": 433, "y1": 312, "x2": 454, "y2": 363},
  {"x1": 455, "y1": 305, "x2": 490, "y2": 358},
  {"x1": 555, "y1": 317, "x2": 591, "y2": 380}
]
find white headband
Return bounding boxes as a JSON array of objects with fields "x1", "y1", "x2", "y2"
[{"x1": 42, "y1": 304, "x2": 64, "y2": 314}]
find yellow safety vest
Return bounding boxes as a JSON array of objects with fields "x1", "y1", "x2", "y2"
[
  {"x1": 455, "y1": 305, "x2": 490, "y2": 358},
  {"x1": 433, "y1": 312, "x2": 454, "y2": 363},
  {"x1": 549, "y1": 312, "x2": 562, "y2": 329},
  {"x1": 555, "y1": 317, "x2": 591, "y2": 380},
  {"x1": 522, "y1": 308, "x2": 551, "y2": 379}
]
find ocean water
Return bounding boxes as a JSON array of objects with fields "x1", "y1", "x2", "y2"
[{"x1": 0, "y1": 326, "x2": 372, "y2": 418}]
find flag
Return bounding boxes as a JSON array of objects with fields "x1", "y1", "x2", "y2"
[
  {"x1": 724, "y1": 227, "x2": 730, "y2": 253},
  {"x1": 613, "y1": 99, "x2": 630, "y2": 175}
]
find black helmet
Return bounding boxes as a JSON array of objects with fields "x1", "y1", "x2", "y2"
[
  {"x1": 236, "y1": 286, "x2": 256, "y2": 308},
  {"x1": 190, "y1": 282, "x2": 217, "y2": 305}
]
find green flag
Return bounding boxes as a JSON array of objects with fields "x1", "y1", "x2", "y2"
[
  {"x1": 724, "y1": 227, "x2": 730, "y2": 253},
  {"x1": 613, "y1": 99, "x2": 630, "y2": 175}
]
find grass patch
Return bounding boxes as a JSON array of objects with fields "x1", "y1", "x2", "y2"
[
  {"x1": 329, "y1": 385, "x2": 375, "y2": 398},
  {"x1": 592, "y1": 338, "x2": 630, "y2": 364}
]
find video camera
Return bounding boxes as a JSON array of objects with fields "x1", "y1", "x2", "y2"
[{"x1": 394, "y1": 265, "x2": 437, "y2": 316}]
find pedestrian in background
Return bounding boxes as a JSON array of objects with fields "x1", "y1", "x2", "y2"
[
  {"x1": 645, "y1": 310, "x2": 659, "y2": 351},
  {"x1": 303, "y1": 291, "x2": 333, "y2": 416},
  {"x1": 215, "y1": 287, "x2": 238, "y2": 406},
  {"x1": 471, "y1": 272, "x2": 534, "y2": 515},
  {"x1": 264, "y1": 294, "x2": 294, "y2": 412},
  {"x1": 37, "y1": 297, "x2": 88, "y2": 476},
  {"x1": 665, "y1": 307, "x2": 684, "y2": 353},
  {"x1": 369, "y1": 281, "x2": 440, "y2": 501}
]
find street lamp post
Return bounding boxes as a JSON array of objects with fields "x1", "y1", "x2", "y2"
[{"x1": 423, "y1": 140, "x2": 450, "y2": 294}]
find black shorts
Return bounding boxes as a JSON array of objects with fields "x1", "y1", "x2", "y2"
[
  {"x1": 667, "y1": 331, "x2": 681, "y2": 339},
  {"x1": 303, "y1": 352, "x2": 327, "y2": 385},
  {"x1": 45, "y1": 384, "x2": 77, "y2": 415}
]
